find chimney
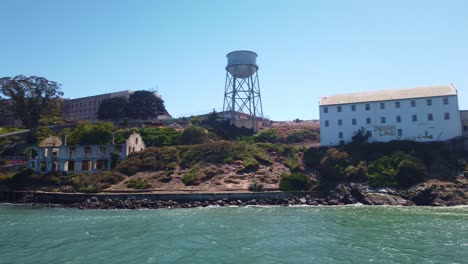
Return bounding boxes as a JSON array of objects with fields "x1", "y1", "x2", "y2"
[{"x1": 62, "y1": 132, "x2": 67, "y2": 146}]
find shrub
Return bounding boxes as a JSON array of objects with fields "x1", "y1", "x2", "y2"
[
  {"x1": 319, "y1": 148, "x2": 350, "y2": 182},
  {"x1": 285, "y1": 130, "x2": 318, "y2": 143},
  {"x1": 182, "y1": 165, "x2": 201, "y2": 186},
  {"x1": 182, "y1": 126, "x2": 209, "y2": 145},
  {"x1": 279, "y1": 172, "x2": 311, "y2": 191},
  {"x1": 303, "y1": 147, "x2": 327, "y2": 169},
  {"x1": 67, "y1": 171, "x2": 126, "y2": 193},
  {"x1": 137, "y1": 127, "x2": 182, "y2": 147},
  {"x1": 367, "y1": 151, "x2": 428, "y2": 187},
  {"x1": 126, "y1": 178, "x2": 151, "y2": 189},
  {"x1": 345, "y1": 161, "x2": 368, "y2": 181},
  {"x1": 140, "y1": 147, "x2": 180, "y2": 170},
  {"x1": 236, "y1": 157, "x2": 260, "y2": 174},
  {"x1": 180, "y1": 141, "x2": 270, "y2": 168},
  {"x1": 255, "y1": 129, "x2": 283, "y2": 143},
  {"x1": 5, "y1": 168, "x2": 34, "y2": 189},
  {"x1": 248, "y1": 182, "x2": 264, "y2": 192},
  {"x1": 396, "y1": 158, "x2": 429, "y2": 187},
  {"x1": 115, "y1": 155, "x2": 142, "y2": 176},
  {"x1": 77, "y1": 185, "x2": 98, "y2": 193}
]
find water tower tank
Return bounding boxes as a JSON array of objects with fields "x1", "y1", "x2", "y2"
[{"x1": 226, "y1": 50, "x2": 258, "y2": 79}]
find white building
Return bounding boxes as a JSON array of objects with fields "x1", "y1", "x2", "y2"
[{"x1": 319, "y1": 85, "x2": 463, "y2": 146}]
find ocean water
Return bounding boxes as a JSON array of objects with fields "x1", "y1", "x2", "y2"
[{"x1": 0, "y1": 204, "x2": 467, "y2": 264}]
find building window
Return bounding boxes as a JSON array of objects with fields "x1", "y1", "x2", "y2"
[
  {"x1": 427, "y1": 99, "x2": 432, "y2": 106},
  {"x1": 325, "y1": 120, "x2": 329, "y2": 127},
  {"x1": 395, "y1": 101, "x2": 400, "y2": 108},
  {"x1": 444, "y1": 112, "x2": 450, "y2": 120},
  {"x1": 136, "y1": 138, "x2": 138, "y2": 144},
  {"x1": 84, "y1": 147, "x2": 91, "y2": 156},
  {"x1": 464, "y1": 125, "x2": 467, "y2": 131},
  {"x1": 366, "y1": 118, "x2": 371, "y2": 124},
  {"x1": 381, "y1": 117, "x2": 386, "y2": 124},
  {"x1": 412, "y1": 114, "x2": 417, "y2": 122},
  {"x1": 428, "y1": 113, "x2": 433, "y2": 121},
  {"x1": 443, "y1": 98, "x2": 449, "y2": 105},
  {"x1": 351, "y1": 105, "x2": 356, "y2": 111},
  {"x1": 380, "y1": 102, "x2": 385, "y2": 110},
  {"x1": 352, "y1": 118, "x2": 356, "y2": 125},
  {"x1": 396, "y1": 116, "x2": 401, "y2": 123},
  {"x1": 411, "y1": 100, "x2": 416, "y2": 107},
  {"x1": 337, "y1": 106, "x2": 342, "y2": 112},
  {"x1": 365, "y1": 104, "x2": 370, "y2": 110},
  {"x1": 69, "y1": 147, "x2": 76, "y2": 157},
  {"x1": 397, "y1": 129, "x2": 402, "y2": 136},
  {"x1": 338, "y1": 119, "x2": 342, "y2": 126},
  {"x1": 99, "y1": 146, "x2": 106, "y2": 156},
  {"x1": 324, "y1": 107, "x2": 328, "y2": 114},
  {"x1": 338, "y1": 132, "x2": 343, "y2": 139}
]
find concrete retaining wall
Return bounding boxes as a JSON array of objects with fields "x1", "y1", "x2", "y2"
[{"x1": 0, "y1": 191, "x2": 320, "y2": 204}]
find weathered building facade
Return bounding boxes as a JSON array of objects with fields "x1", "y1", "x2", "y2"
[
  {"x1": 62, "y1": 90, "x2": 171, "y2": 122},
  {"x1": 28, "y1": 133, "x2": 146, "y2": 173},
  {"x1": 461, "y1": 110, "x2": 468, "y2": 138},
  {"x1": 319, "y1": 85, "x2": 463, "y2": 146}
]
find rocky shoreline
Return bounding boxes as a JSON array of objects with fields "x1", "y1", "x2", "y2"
[{"x1": 11, "y1": 179, "x2": 467, "y2": 209}]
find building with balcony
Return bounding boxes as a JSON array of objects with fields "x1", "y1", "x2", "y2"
[{"x1": 28, "y1": 132, "x2": 146, "y2": 173}]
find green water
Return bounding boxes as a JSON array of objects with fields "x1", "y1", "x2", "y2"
[{"x1": 0, "y1": 205, "x2": 467, "y2": 264}]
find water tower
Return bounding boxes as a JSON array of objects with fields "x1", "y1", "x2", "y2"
[{"x1": 223, "y1": 50, "x2": 263, "y2": 131}]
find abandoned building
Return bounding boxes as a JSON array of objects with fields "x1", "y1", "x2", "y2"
[{"x1": 28, "y1": 132, "x2": 146, "y2": 173}]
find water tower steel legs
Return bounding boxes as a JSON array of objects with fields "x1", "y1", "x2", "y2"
[{"x1": 223, "y1": 71, "x2": 263, "y2": 131}]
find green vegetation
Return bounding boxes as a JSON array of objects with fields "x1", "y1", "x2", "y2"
[
  {"x1": 301, "y1": 133, "x2": 465, "y2": 188},
  {"x1": 138, "y1": 127, "x2": 182, "y2": 146},
  {"x1": 319, "y1": 148, "x2": 350, "y2": 182},
  {"x1": 182, "y1": 126, "x2": 209, "y2": 145},
  {"x1": 0, "y1": 75, "x2": 63, "y2": 142},
  {"x1": 97, "y1": 90, "x2": 167, "y2": 121},
  {"x1": 115, "y1": 153, "x2": 143, "y2": 176},
  {"x1": 279, "y1": 172, "x2": 312, "y2": 191},
  {"x1": 285, "y1": 130, "x2": 319, "y2": 143},
  {"x1": 255, "y1": 128, "x2": 318, "y2": 144},
  {"x1": 126, "y1": 178, "x2": 151, "y2": 189},
  {"x1": 248, "y1": 182, "x2": 264, "y2": 192},
  {"x1": 255, "y1": 129, "x2": 282, "y2": 143},
  {"x1": 64, "y1": 122, "x2": 116, "y2": 145},
  {"x1": 0, "y1": 169, "x2": 125, "y2": 192},
  {"x1": 182, "y1": 165, "x2": 201, "y2": 185},
  {"x1": 114, "y1": 127, "x2": 182, "y2": 147},
  {"x1": 97, "y1": 97, "x2": 128, "y2": 120},
  {"x1": 179, "y1": 141, "x2": 271, "y2": 169}
]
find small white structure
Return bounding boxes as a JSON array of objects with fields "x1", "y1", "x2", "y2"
[{"x1": 319, "y1": 85, "x2": 463, "y2": 146}]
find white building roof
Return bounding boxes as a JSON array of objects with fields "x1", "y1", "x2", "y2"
[{"x1": 320, "y1": 85, "x2": 457, "y2": 106}]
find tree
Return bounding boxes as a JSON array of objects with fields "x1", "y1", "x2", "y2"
[
  {"x1": 0, "y1": 96, "x2": 9, "y2": 125},
  {"x1": 66, "y1": 122, "x2": 116, "y2": 145},
  {"x1": 126, "y1": 90, "x2": 166, "y2": 120},
  {"x1": 0, "y1": 75, "x2": 63, "y2": 141},
  {"x1": 97, "y1": 96, "x2": 128, "y2": 120}
]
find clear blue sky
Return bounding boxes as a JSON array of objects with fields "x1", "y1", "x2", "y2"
[{"x1": 1, "y1": 0, "x2": 467, "y2": 120}]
